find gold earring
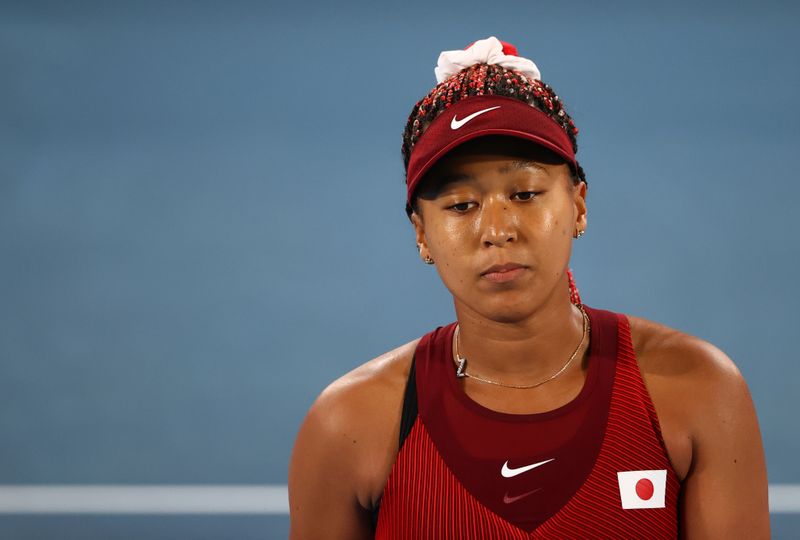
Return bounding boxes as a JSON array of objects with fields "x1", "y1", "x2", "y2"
[{"x1": 417, "y1": 243, "x2": 434, "y2": 264}]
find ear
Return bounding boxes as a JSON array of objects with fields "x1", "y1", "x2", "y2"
[
  {"x1": 573, "y1": 181, "x2": 587, "y2": 234},
  {"x1": 410, "y1": 211, "x2": 431, "y2": 261}
]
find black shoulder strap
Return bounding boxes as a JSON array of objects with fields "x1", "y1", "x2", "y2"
[
  {"x1": 371, "y1": 353, "x2": 418, "y2": 531},
  {"x1": 398, "y1": 353, "x2": 419, "y2": 448}
]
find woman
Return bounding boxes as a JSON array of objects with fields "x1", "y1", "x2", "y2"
[{"x1": 288, "y1": 37, "x2": 769, "y2": 539}]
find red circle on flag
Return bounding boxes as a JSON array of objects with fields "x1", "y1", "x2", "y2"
[{"x1": 635, "y1": 478, "x2": 655, "y2": 500}]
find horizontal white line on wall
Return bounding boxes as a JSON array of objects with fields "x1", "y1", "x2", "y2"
[
  {"x1": 770, "y1": 485, "x2": 800, "y2": 513},
  {"x1": 0, "y1": 485, "x2": 289, "y2": 514},
  {"x1": 0, "y1": 484, "x2": 797, "y2": 514}
]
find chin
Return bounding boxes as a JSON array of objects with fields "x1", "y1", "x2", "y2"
[{"x1": 474, "y1": 295, "x2": 541, "y2": 324}]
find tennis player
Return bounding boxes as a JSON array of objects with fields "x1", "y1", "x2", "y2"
[{"x1": 288, "y1": 37, "x2": 769, "y2": 539}]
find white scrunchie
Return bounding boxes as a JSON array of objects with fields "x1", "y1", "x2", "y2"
[{"x1": 434, "y1": 36, "x2": 541, "y2": 84}]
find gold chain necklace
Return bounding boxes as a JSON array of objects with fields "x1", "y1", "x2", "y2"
[{"x1": 452, "y1": 304, "x2": 590, "y2": 390}]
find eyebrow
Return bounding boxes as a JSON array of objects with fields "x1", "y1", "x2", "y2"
[
  {"x1": 435, "y1": 160, "x2": 545, "y2": 185},
  {"x1": 497, "y1": 160, "x2": 547, "y2": 174}
]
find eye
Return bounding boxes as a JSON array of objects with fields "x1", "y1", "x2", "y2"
[
  {"x1": 512, "y1": 191, "x2": 539, "y2": 201},
  {"x1": 447, "y1": 201, "x2": 477, "y2": 213}
]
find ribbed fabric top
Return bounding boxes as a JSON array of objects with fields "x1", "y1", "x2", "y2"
[{"x1": 374, "y1": 306, "x2": 680, "y2": 539}]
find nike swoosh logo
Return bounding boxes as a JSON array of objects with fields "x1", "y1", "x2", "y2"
[
  {"x1": 502, "y1": 487, "x2": 542, "y2": 504},
  {"x1": 450, "y1": 106, "x2": 501, "y2": 129},
  {"x1": 501, "y1": 458, "x2": 555, "y2": 478}
]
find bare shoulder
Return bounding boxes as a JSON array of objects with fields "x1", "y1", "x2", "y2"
[
  {"x1": 625, "y1": 313, "x2": 769, "y2": 537},
  {"x1": 289, "y1": 337, "x2": 418, "y2": 519},
  {"x1": 307, "y1": 337, "x2": 419, "y2": 462},
  {"x1": 316, "y1": 337, "x2": 419, "y2": 411},
  {"x1": 625, "y1": 313, "x2": 744, "y2": 389},
  {"x1": 624, "y1": 313, "x2": 756, "y2": 481}
]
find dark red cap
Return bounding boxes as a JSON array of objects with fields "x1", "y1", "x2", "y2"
[{"x1": 405, "y1": 94, "x2": 577, "y2": 207}]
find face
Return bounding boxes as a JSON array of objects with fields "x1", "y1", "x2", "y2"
[{"x1": 411, "y1": 136, "x2": 587, "y2": 323}]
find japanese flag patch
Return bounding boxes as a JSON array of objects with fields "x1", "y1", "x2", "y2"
[{"x1": 616, "y1": 470, "x2": 667, "y2": 509}]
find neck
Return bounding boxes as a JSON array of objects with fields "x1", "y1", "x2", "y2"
[{"x1": 453, "y1": 292, "x2": 587, "y2": 384}]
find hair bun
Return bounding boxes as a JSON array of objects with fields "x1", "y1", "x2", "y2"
[
  {"x1": 434, "y1": 36, "x2": 541, "y2": 84},
  {"x1": 465, "y1": 38, "x2": 518, "y2": 56}
]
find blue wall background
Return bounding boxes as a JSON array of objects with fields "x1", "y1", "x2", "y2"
[{"x1": 2, "y1": 0, "x2": 799, "y2": 537}]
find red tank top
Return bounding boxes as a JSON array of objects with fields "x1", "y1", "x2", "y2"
[{"x1": 373, "y1": 306, "x2": 680, "y2": 539}]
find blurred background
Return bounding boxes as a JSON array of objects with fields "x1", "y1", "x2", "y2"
[{"x1": 2, "y1": 0, "x2": 798, "y2": 538}]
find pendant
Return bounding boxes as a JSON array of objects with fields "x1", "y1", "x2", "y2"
[{"x1": 456, "y1": 357, "x2": 467, "y2": 378}]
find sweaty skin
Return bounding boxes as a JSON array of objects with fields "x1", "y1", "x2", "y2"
[{"x1": 288, "y1": 138, "x2": 770, "y2": 539}]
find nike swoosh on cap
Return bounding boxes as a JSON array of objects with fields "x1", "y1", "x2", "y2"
[
  {"x1": 502, "y1": 487, "x2": 542, "y2": 504},
  {"x1": 450, "y1": 106, "x2": 502, "y2": 130},
  {"x1": 501, "y1": 458, "x2": 555, "y2": 478}
]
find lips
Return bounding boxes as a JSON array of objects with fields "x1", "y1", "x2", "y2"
[
  {"x1": 481, "y1": 262, "x2": 527, "y2": 275},
  {"x1": 481, "y1": 262, "x2": 529, "y2": 283}
]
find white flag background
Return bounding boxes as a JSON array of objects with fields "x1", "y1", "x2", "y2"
[{"x1": 617, "y1": 470, "x2": 667, "y2": 510}]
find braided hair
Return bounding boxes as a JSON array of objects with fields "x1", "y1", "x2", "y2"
[{"x1": 402, "y1": 62, "x2": 586, "y2": 305}]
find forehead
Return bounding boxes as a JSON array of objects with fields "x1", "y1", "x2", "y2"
[{"x1": 415, "y1": 135, "x2": 570, "y2": 199}]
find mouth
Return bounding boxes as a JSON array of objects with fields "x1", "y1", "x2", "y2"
[{"x1": 481, "y1": 262, "x2": 529, "y2": 283}]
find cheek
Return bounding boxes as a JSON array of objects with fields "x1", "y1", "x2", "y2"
[
  {"x1": 426, "y1": 217, "x2": 467, "y2": 255},
  {"x1": 425, "y1": 221, "x2": 473, "y2": 284},
  {"x1": 541, "y1": 198, "x2": 575, "y2": 237},
  {"x1": 552, "y1": 214, "x2": 572, "y2": 238},
  {"x1": 527, "y1": 209, "x2": 564, "y2": 239}
]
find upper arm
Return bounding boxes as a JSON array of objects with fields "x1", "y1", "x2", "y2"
[
  {"x1": 677, "y1": 341, "x2": 769, "y2": 538},
  {"x1": 288, "y1": 385, "x2": 374, "y2": 540}
]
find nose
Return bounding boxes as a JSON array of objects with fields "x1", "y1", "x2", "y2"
[{"x1": 479, "y1": 197, "x2": 518, "y2": 247}]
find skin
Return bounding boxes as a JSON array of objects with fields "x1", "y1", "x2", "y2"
[{"x1": 288, "y1": 136, "x2": 770, "y2": 539}]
